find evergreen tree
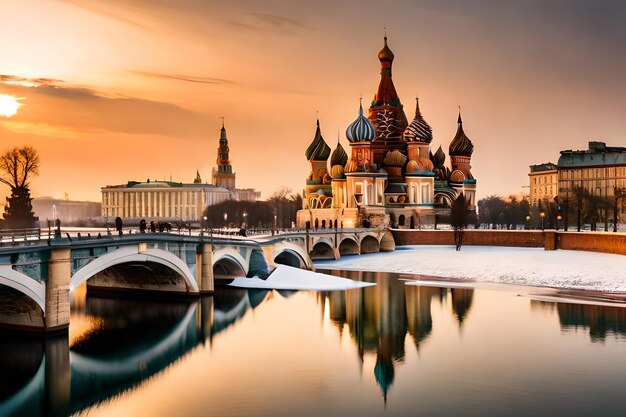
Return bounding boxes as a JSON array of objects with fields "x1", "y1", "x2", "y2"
[{"x1": 3, "y1": 186, "x2": 37, "y2": 229}]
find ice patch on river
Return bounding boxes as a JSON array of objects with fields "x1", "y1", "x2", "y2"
[
  {"x1": 228, "y1": 264, "x2": 375, "y2": 291},
  {"x1": 315, "y1": 245, "x2": 626, "y2": 292}
]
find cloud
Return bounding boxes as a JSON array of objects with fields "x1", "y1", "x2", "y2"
[
  {"x1": 63, "y1": 0, "x2": 310, "y2": 36},
  {"x1": 221, "y1": 11, "x2": 309, "y2": 35},
  {"x1": 247, "y1": 12, "x2": 309, "y2": 32},
  {"x1": 0, "y1": 120, "x2": 95, "y2": 140},
  {"x1": 0, "y1": 74, "x2": 211, "y2": 139},
  {"x1": 0, "y1": 75, "x2": 65, "y2": 88},
  {"x1": 130, "y1": 71, "x2": 234, "y2": 85},
  {"x1": 61, "y1": 0, "x2": 150, "y2": 30}
]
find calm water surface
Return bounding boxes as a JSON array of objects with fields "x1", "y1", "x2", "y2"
[{"x1": 1, "y1": 270, "x2": 626, "y2": 417}]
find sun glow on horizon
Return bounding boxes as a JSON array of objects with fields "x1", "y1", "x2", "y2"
[{"x1": 0, "y1": 94, "x2": 21, "y2": 117}]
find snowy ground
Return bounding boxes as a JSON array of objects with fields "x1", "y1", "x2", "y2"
[
  {"x1": 315, "y1": 245, "x2": 626, "y2": 292},
  {"x1": 227, "y1": 264, "x2": 375, "y2": 291}
]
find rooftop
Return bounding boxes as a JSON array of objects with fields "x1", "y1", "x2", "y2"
[
  {"x1": 558, "y1": 141, "x2": 626, "y2": 169},
  {"x1": 529, "y1": 162, "x2": 557, "y2": 173},
  {"x1": 102, "y1": 180, "x2": 231, "y2": 191}
]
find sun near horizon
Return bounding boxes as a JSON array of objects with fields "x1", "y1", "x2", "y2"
[{"x1": 0, "y1": 94, "x2": 21, "y2": 118}]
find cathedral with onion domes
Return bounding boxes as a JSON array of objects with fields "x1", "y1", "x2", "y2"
[{"x1": 297, "y1": 36, "x2": 477, "y2": 229}]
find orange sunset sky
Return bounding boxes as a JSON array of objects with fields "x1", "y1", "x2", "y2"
[{"x1": 1, "y1": 0, "x2": 625, "y2": 202}]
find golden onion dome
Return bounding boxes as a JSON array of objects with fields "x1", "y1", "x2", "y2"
[
  {"x1": 378, "y1": 36, "x2": 394, "y2": 62},
  {"x1": 450, "y1": 170, "x2": 465, "y2": 183},
  {"x1": 383, "y1": 150, "x2": 407, "y2": 167},
  {"x1": 406, "y1": 159, "x2": 422, "y2": 173},
  {"x1": 419, "y1": 157, "x2": 434, "y2": 172},
  {"x1": 330, "y1": 164, "x2": 345, "y2": 179}
]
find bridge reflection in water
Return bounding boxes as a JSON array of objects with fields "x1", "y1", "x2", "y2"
[{"x1": 0, "y1": 286, "x2": 266, "y2": 417}]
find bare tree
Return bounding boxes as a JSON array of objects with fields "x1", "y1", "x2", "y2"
[
  {"x1": 0, "y1": 146, "x2": 40, "y2": 229},
  {"x1": 268, "y1": 186, "x2": 301, "y2": 229},
  {"x1": 0, "y1": 146, "x2": 40, "y2": 189}
]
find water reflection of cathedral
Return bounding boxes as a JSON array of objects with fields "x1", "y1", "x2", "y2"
[{"x1": 319, "y1": 272, "x2": 474, "y2": 400}]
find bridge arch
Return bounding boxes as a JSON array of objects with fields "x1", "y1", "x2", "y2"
[
  {"x1": 274, "y1": 249, "x2": 308, "y2": 269},
  {"x1": 360, "y1": 235, "x2": 380, "y2": 254},
  {"x1": 309, "y1": 240, "x2": 335, "y2": 260},
  {"x1": 379, "y1": 231, "x2": 396, "y2": 252},
  {"x1": 0, "y1": 265, "x2": 46, "y2": 313},
  {"x1": 71, "y1": 246, "x2": 198, "y2": 293},
  {"x1": 338, "y1": 237, "x2": 359, "y2": 256},
  {"x1": 212, "y1": 248, "x2": 247, "y2": 278}
]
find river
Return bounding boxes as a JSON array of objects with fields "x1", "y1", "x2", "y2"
[{"x1": 1, "y1": 269, "x2": 625, "y2": 416}]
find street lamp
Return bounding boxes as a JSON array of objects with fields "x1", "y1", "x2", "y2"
[
  {"x1": 203, "y1": 215, "x2": 207, "y2": 233},
  {"x1": 525, "y1": 215, "x2": 531, "y2": 230},
  {"x1": 274, "y1": 214, "x2": 277, "y2": 230},
  {"x1": 223, "y1": 212, "x2": 228, "y2": 229},
  {"x1": 540, "y1": 211, "x2": 546, "y2": 231},
  {"x1": 243, "y1": 211, "x2": 248, "y2": 228},
  {"x1": 556, "y1": 214, "x2": 563, "y2": 231}
]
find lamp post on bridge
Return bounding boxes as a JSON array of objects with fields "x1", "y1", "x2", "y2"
[{"x1": 540, "y1": 211, "x2": 546, "y2": 231}]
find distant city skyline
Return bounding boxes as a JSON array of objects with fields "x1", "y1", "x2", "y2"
[{"x1": 1, "y1": 0, "x2": 625, "y2": 202}]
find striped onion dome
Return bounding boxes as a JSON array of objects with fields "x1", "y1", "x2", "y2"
[
  {"x1": 403, "y1": 98, "x2": 432, "y2": 143},
  {"x1": 305, "y1": 119, "x2": 331, "y2": 161},
  {"x1": 346, "y1": 99, "x2": 375, "y2": 142},
  {"x1": 449, "y1": 111, "x2": 474, "y2": 157},
  {"x1": 330, "y1": 141, "x2": 348, "y2": 167}
]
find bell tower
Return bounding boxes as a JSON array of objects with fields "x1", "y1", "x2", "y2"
[{"x1": 212, "y1": 119, "x2": 236, "y2": 191}]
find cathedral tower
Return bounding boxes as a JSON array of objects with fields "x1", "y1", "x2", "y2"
[
  {"x1": 369, "y1": 36, "x2": 408, "y2": 142},
  {"x1": 212, "y1": 120, "x2": 236, "y2": 191},
  {"x1": 448, "y1": 111, "x2": 477, "y2": 209},
  {"x1": 365, "y1": 36, "x2": 409, "y2": 171}
]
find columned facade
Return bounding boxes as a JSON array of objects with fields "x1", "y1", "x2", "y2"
[{"x1": 101, "y1": 183, "x2": 232, "y2": 222}]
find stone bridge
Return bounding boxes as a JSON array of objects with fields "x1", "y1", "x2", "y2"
[
  {"x1": 0, "y1": 228, "x2": 394, "y2": 333},
  {"x1": 260, "y1": 228, "x2": 396, "y2": 261},
  {"x1": 0, "y1": 233, "x2": 311, "y2": 332}
]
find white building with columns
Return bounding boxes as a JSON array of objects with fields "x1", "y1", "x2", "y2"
[
  {"x1": 101, "y1": 180, "x2": 232, "y2": 222},
  {"x1": 101, "y1": 124, "x2": 260, "y2": 222}
]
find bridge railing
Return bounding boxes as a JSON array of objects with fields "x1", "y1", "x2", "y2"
[{"x1": 0, "y1": 228, "x2": 44, "y2": 246}]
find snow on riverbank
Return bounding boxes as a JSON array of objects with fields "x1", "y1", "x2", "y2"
[
  {"x1": 315, "y1": 245, "x2": 626, "y2": 292},
  {"x1": 228, "y1": 264, "x2": 375, "y2": 291}
]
